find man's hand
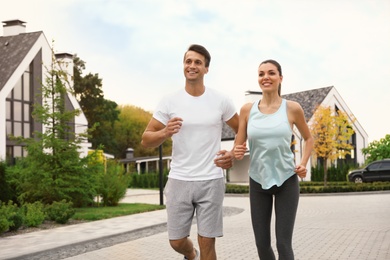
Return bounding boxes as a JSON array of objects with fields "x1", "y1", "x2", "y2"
[
  {"x1": 164, "y1": 117, "x2": 183, "y2": 138},
  {"x1": 214, "y1": 150, "x2": 234, "y2": 169}
]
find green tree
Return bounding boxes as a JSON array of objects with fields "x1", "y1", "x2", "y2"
[
  {"x1": 73, "y1": 55, "x2": 119, "y2": 155},
  {"x1": 310, "y1": 106, "x2": 355, "y2": 186},
  {"x1": 362, "y1": 134, "x2": 390, "y2": 163},
  {"x1": 114, "y1": 105, "x2": 172, "y2": 158},
  {"x1": 9, "y1": 51, "x2": 101, "y2": 207}
]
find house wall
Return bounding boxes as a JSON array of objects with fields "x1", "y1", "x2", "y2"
[
  {"x1": 0, "y1": 33, "x2": 50, "y2": 160},
  {"x1": 311, "y1": 87, "x2": 368, "y2": 166},
  {"x1": 55, "y1": 54, "x2": 90, "y2": 157},
  {"x1": 1, "y1": 23, "x2": 91, "y2": 161}
]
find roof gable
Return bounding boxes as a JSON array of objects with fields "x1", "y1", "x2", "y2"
[
  {"x1": 282, "y1": 86, "x2": 333, "y2": 121},
  {"x1": 0, "y1": 31, "x2": 42, "y2": 91}
]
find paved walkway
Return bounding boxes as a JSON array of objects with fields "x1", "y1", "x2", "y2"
[{"x1": 1, "y1": 189, "x2": 389, "y2": 260}]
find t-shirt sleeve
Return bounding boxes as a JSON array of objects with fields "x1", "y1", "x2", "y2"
[
  {"x1": 152, "y1": 98, "x2": 170, "y2": 126},
  {"x1": 222, "y1": 95, "x2": 237, "y2": 122}
]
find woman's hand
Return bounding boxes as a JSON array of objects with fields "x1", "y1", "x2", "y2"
[
  {"x1": 234, "y1": 142, "x2": 247, "y2": 160},
  {"x1": 295, "y1": 164, "x2": 307, "y2": 178}
]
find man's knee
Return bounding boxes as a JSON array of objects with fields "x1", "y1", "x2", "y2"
[
  {"x1": 198, "y1": 235, "x2": 215, "y2": 249},
  {"x1": 170, "y1": 238, "x2": 188, "y2": 250}
]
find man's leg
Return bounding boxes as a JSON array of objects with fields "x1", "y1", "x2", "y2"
[
  {"x1": 170, "y1": 237, "x2": 198, "y2": 259},
  {"x1": 195, "y1": 178, "x2": 225, "y2": 260},
  {"x1": 198, "y1": 235, "x2": 216, "y2": 260},
  {"x1": 165, "y1": 179, "x2": 197, "y2": 258}
]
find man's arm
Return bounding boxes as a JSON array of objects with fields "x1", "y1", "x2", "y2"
[
  {"x1": 141, "y1": 117, "x2": 183, "y2": 148},
  {"x1": 214, "y1": 113, "x2": 239, "y2": 169}
]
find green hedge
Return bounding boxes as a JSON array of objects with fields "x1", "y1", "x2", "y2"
[
  {"x1": 226, "y1": 181, "x2": 390, "y2": 194},
  {"x1": 311, "y1": 163, "x2": 358, "y2": 182},
  {"x1": 128, "y1": 171, "x2": 169, "y2": 189},
  {"x1": 128, "y1": 171, "x2": 390, "y2": 194}
]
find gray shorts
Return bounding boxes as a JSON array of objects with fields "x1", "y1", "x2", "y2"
[{"x1": 164, "y1": 177, "x2": 225, "y2": 240}]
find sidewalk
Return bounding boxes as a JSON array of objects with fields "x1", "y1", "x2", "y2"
[{"x1": 1, "y1": 190, "x2": 389, "y2": 260}]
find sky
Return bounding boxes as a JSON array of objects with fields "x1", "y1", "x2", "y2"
[{"x1": 1, "y1": 0, "x2": 390, "y2": 143}]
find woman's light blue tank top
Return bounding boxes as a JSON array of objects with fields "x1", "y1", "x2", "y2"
[{"x1": 247, "y1": 99, "x2": 295, "y2": 189}]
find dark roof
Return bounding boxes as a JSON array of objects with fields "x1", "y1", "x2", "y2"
[
  {"x1": 0, "y1": 31, "x2": 42, "y2": 90},
  {"x1": 282, "y1": 86, "x2": 333, "y2": 121},
  {"x1": 221, "y1": 86, "x2": 334, "y2": 140},
  {"x1": 222, "y1": 122, "x2": 236, "y2": 140}
]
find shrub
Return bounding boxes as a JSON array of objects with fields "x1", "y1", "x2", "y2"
[
  {"x1": 0, "y1": 161, "x2": 15, "y2": 203},
  {"x1": 311, "y1": 163, "x2": 358, "y2": 182},
  {"x1": 0, "y1": 201, "x2": 24, "y2": 233},
  {"x1": 99, "y1": 162, "x2": 131, "y2": 206},
  {"x1": 45, "y1": 200, "x2": 75, "y2": 224},
  {"x1": 8, "y1": 210, "x2": 24, "y2": 231},
  {"x1": 23, "y1": 201, "x2": 45, "y2": 227},
  {"x1": 0, "y1": 217, "x2": 9, "y2": 234},
  {"x1": 225, "y1": 184, "x2": 249, "y2": 194},
  {"x1": 128, "y1": 171, "x2": 168, "y2": 188}
]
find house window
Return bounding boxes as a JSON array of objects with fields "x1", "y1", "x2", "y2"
[{"x1": 5, "y1": 67, "x2": 33, "y2": 160}]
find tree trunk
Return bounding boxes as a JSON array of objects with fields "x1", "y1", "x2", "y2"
[{"x1": 323, "y1": 158, "x2": 328, "y2": 187}]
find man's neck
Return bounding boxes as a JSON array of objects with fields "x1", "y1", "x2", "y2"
[{"x1": 185, "y1": 81, "x2": 205, "y2": 97}]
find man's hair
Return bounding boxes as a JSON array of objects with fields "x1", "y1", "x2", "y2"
[{"x1": 184, "y1": 44, "x2": 211, "y2": 67}]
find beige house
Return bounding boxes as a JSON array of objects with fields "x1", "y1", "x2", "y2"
[
  {"x1": 0, "y1": 20, "x2": 90, "y2": 163},
  {"x1": 224, "y1": 86, "x2": 368, "y2": 183}
]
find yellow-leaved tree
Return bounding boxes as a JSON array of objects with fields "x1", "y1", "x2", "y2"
[{"x1": 310, "y1": 106, "x2": 355, "y2": 186}]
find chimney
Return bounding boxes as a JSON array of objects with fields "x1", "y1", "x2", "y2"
[
  {"x1": 2, "y1": 19, "x2": 26, "y2": 36},
  {"x1": 126, "y1": 148, "x2": 134, "y2": 159}
]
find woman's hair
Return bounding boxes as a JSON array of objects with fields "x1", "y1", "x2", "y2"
[
  {"x1": 260, "y1": 59, "x2": 282, "y2": 96},
  {"x1": 184, "y1": 44, "x2": 211, "y2": 68}
]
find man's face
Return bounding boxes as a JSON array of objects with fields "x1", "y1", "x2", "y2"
[{"x1": 183, "y1": 51, "x2": 209, "y2": 81}]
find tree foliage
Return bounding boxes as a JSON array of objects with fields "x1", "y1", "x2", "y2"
[
  {"x1": 8, "y1": 51, "x2": 102, "y2": 207},
  {"x1": 362, "y1": 134, "x2": 390, "y2": 163},
  {"x1": 310, "y1": 105, "x2": 355, "y2": 185},
  {"x1": 114, "y1": 105, "x2": 172, "y2": 158},
  {"x1": 73, "y1": 55, "x2": 120, "y2": 155}
]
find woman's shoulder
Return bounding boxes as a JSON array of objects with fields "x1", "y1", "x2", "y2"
[
  {"x1": 241, "y1": 101, "x2": 255, "y2": 111},
  {"x1": 286, "y1": 99, "x2": 302, "y2": 110},
  {"x1": 239, "y1": 102, "x2": 255, "y2": 117}
]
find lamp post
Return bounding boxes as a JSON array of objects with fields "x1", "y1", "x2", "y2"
[{"x1": 158, "y1": 144, "x2": 164, "y2": 205}]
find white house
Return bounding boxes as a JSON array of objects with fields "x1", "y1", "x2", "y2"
[
  {"x1": 0, "y1": 20, "x2": 90, "y2": 163},
  {"x1": 224, "y1": 86, "x2": 368, "y2": 183}
]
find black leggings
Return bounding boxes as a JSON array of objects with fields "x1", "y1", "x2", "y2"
[{"x1": 250, "y1": 175, "x2": 299, "y2": 260}]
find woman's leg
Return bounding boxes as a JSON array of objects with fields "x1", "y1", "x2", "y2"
[
  {"x1": 274, "y1": 175, "x2": 299, "y2": 260},
  {"x1": 250, "y1": 178, "x2": 276, "y2": 260}
]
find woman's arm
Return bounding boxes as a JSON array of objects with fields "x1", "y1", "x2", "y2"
[
  {"x1": 288, "y1": 101, "x2": 314, "y2": 177},
  {"x1": 233, "y1": 103, "x2": 252, "y2": 160}
]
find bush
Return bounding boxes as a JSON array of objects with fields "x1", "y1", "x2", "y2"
[
  {"x1": 311, "y1": 163, "x2": 358, "y2": 182},
  {"x1": 99, "y1": 162, "x2": 131, "y2": 206},
  {"x1": 0, "y1": 201, "x2": 24, "y2": 233},
  {"x1": 226, "y1": 184, "x2": 249, "y2": 194},
  {"x1": 0, "y1": 162, "x2": 16, "y2": 203},
  {"x1": 23, "y1": 201, "x2": 45, "y2": 227},
  {"x1": 128, "y1": 171, "x2": 168, "y2": 188},
  {"x1": 0, "y1": 218, "x2": 9, "y2": 234},
  {"x1": 8, "y1": 210, "x2": 24, "y2": 231},
  {"x1": 45, "y1": 200, "x2": 75, "y2": 224}
]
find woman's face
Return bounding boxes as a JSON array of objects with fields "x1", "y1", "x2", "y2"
[{"x1": 258, "y1": 62, "x2": 283, "y2": 94}]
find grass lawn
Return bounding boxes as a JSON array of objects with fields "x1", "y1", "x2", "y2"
[{"x1": 72, "y1": 203, "x2": 165, "y2": 221}]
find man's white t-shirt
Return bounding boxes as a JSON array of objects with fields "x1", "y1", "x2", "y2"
[{"x1": 153, "y1": 87, "x2": 236, "y2": 181}]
